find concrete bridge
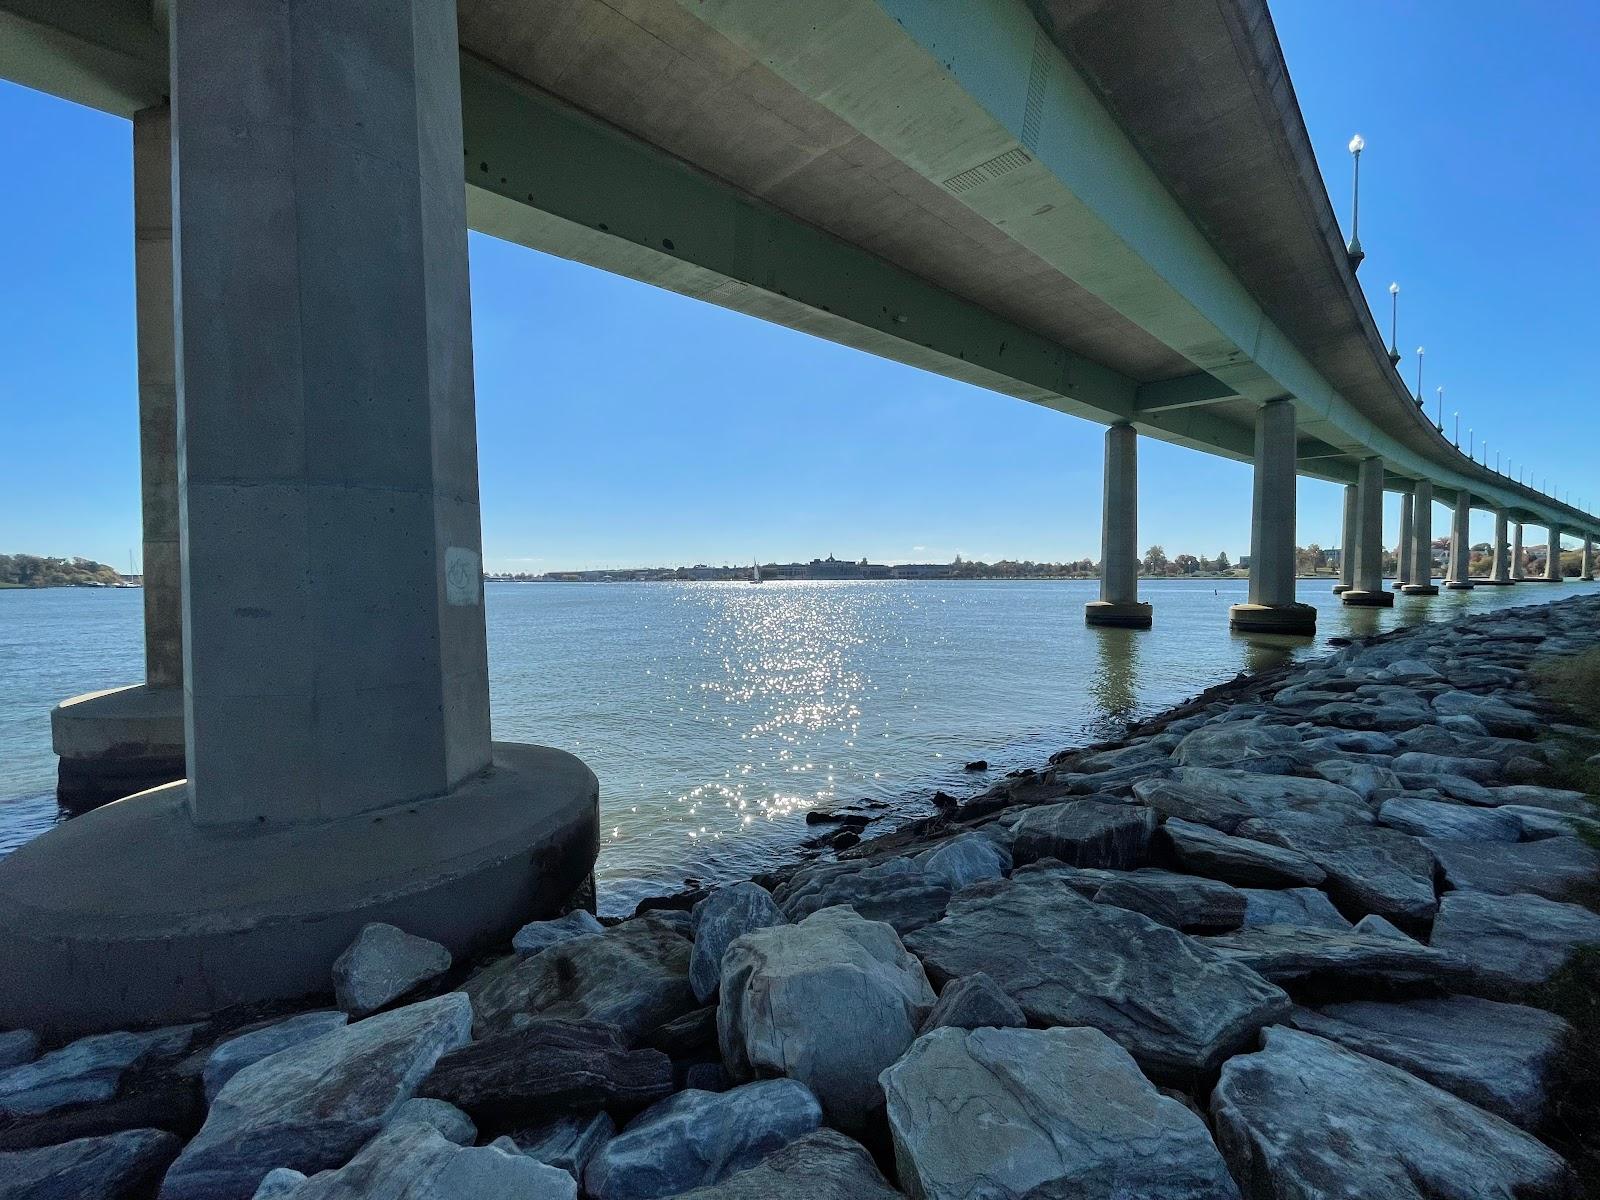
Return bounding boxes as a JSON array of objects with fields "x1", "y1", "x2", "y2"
[{"x1": 1, "y1": 0, "x2": 1593, "y2": 1032}]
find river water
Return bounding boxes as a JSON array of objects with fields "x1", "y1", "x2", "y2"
[{"x1": 2, "y1": 578, "x2": 1591, "y2": 913}]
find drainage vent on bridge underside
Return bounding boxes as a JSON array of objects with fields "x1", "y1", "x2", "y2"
[{"x1": 942, "y1": 147, "x2": 1033, "y2": 195}]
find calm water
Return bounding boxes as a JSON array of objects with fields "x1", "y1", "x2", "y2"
[{"x1": 3, "y1": 578, "x2": 1594, "y2": 913}]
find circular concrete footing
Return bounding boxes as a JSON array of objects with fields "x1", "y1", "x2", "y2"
[
  {"x1": 1476, "y1": 579, "x2": 1516, "y2": 586},
  {"x1": 1084, "y1": 600, "x2": 1152, "y2": 629},
  {"x1": 51, "y1": 684, "x2": 186, "y2": 812},
  {"x1": 0, "y1": 742, "x2": 598, "y2": 1037},
  {"x1": 1401, "y1": 585, "x2": 1438, "y2": 595},
  {"x1": 1228, "y1": 602, "x2": 1317, "y2": 636},
  {"x1": 1331, "y1": 584, "x2": 1350, "y2": 594},
  {"x1": 1519, "y1": 577, "x2": 1564, "y2": 583},
  {"x1": 1444, "y1": 581, "x2": 1476, "y2": 590},
  {"x1": 1341, "y1": 589, "x2": 1395, "y2": 608}
]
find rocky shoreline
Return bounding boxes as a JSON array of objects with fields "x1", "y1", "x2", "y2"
[{"x1": 4, "y1": 595, "x2": 1600, "y2": 1197}]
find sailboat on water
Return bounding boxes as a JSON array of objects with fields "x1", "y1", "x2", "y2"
[{"x1": 750, "y1": 559, "x2": 763, "y2": 584}]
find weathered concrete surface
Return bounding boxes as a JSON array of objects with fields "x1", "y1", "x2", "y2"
[{"x1": 50, "y1": 684, "x2": 185, "y2": 812}]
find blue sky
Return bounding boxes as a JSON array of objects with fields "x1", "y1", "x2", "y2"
[{"x1": 1, "y1": 2, "x2": 1596, "y2": 572}]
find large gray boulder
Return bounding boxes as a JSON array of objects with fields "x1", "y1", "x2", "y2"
[
  {"x1": 1010, "y1": 800, "x2": 1156, "y2": 868},
  {"x1": 1377, "y1": 797, "x2": 1521, "y2": 842},
  {"x1": 1432, "y1": 691, "x2": 1541, "y2": 737},
  {"x1": 332, "y1": 923, "x2": 452, "y2": 1019},
  {"x1": 466, "y1": 914, "x2": 694, "y2": 1042},
  {"x1": 1172, "y1": 721, "x2": 1303, "y2": 770},
  {"x1": 1212, "y1": 1027, "x2": 1574, "y2": 1199},
  {"x1": 1133, "y1": 768, "x2": 1370, "y2": 833},
  {"x1": 881, "y1": 1026, "x2": 1240, "y2": 1200},
  {"x1": 1430, "y1": 891, "x2": 1600, "y2": 987},
  {"x1": 1236, "y1": 814, "x2": 1439, "y2": 927},
  {"x1": 0, "y1": 1024, "x2": 196, "y2": 1118},
  {"x1": 1501, "y1": 804, "x2": 1600, "y2": 842},
  {"x1": 1202, "y1": 924, "x2": 1473, "y2": 991},
  {"x1": 1289, "y1": 997, "x2": 1569, "y2": 1128},
  {"x1": 1477, "y1": 785, "x2": 1595, "y2": 816},
  {"x1": 690, "y1": 884, "x2": 787, "y2": 1004},
  {"x1": 512, "y1": 910, "x2": 605, "y2": 957},
  {"x1": 918, "y1": 972, "x2": 1026, "y2": 1033},
  {"x1": 386, "y1": 1097, "x2": 476, "y2": 1145},
  {"x1": 1070, "y1": 866, "x2": 1247, "y2": 932},
  {"x1": 0, "y1": 1129, "x2": 180, "y2": 1200},
  {"x1": 257, "y1": 1121, "x2": 576, "y2": 1200},
  {"x1": 1392, "y1": 750, "x2": 1500, "y2": 782},
  {"x1": 1239, "y1": 887, "x2": 1351, "y2": 930},
  {"x1": 905, "y1": 870, "x2": 1289, "y2": 1082},
  {"x1": 158, "y1": 993, "x2": 473, "y2": 1200},
  {"x1": 1161, "y1": 817, "x2": 1326, "y2": 888},
  {"x1": 1423, "y1": 836, "x2": 1600, "y2": 901},
  {"x1": 203, "y1": 1011, "x2": 349, "y2": 1102},
  {"x1": 718, "y1": 906, "x2": 934, "y2": 1131},
  {"x1": 583, "y1": 1080, "x2": 821, "y2": 1200},
  {"x1": 771, "y1": 858, "x2": 950, "y2": 934},
  {"x1": 510, "y1": 1112, "x2": 614, "y2": 1180},
  {"x1": 912, "y1": 831, "x2": 1011, "y2": 890},
  {"x1": 668, "y1": 1129, "x2": 901, "y2": 1200}
]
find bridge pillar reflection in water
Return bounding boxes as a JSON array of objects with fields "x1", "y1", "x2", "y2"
[
  {"x1": 1445, "y1": 492, "x2": 1475, "y2": 590},
  {"x1": 1085, "y1": 423, "x2": 1152, "y2": 629},
  {"x1": 48, "y1": 104, "x2": 186, "y2": 812},
  {"x1": 0, "y1": 0, "x2": 599, "y2": 1036},
  {"x1": 1395, "y1": 489, "x2": 1414, "y2": 590},
  {"x1": 1230, "y1": 399, "x2": 1315, "y2": 635},
  {"x1": 1342, "y1": 457, "x2": 1393, "y2": 607},
  {"x1": 1482, "y1": 509, "x2": 1515, "y2": 585},
  {"x1": 1333, "y1": 484, "x2": 1356, "y2": 594},
  {"x1": 1402, "y1": 480, "x2": 1438, "y2": 596}
]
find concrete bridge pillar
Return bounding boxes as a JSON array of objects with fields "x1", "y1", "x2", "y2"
[
  {"x1": 1583, "y1": 536, "x2": 1594, "y2": 581},
  {"x1": 1230, "y1": 400, "x2": 1315, "y2": 634},
  {"x1": 1512, "y1": 522, "x2": 1526, "y2": 580},
  {"x1": 1545, "y1": 526, "x2": 1565, "y2": 581},
  {"x1": 1402, "y1": 479, "x2": 1438, "y2": 595},
  {"x1": 0, "y1": 0, "x2": 599, "y2": 1036},
  {"x1": 1483, "y1": 510, "x2": 1514, "y2": 584},
  {"x1": 1085, "y1": 423, "x2": 1151, "y2": 628},
  {"x1": 1445, "y1": 492, "x2": 1475, "y2": 589},
  {"x1": 48, "y1": 104, "x2": 187, "y2": 811},
  {"x1": 1343, "y1": 457, "x2": 1393, "y2": 607},
  {"x1": 1333, "y1": 484, "x2": 1356, "y2": 593},
  {"x1": 1395, "y1": 490, "x2": 1414, "y2": 589}
]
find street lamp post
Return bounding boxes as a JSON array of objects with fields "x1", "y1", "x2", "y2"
[
  {"x1": 1453, "y1": 412, "x2": 1460, "y2": 447},
  {"x1": 1347, "y1": 134, "x2": 1366, "y2": 271},
  {"x1": 1388, "y1": 283, "x2": 1400, "y2": 365},
  {"x1": 1416, "y1": 349, "x2": 1426, "y2": 406},
  {"x1": 1469, "y1": 429, "x2": 1474, "y2": 459}
]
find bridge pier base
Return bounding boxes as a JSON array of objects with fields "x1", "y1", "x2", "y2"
[
  {"x1": 50, "y1": 104, "x2": 185, "y2": 812},
  {"x1": 1444, "y1": 492, "x2": 1475, "y2": 589},
  {"x1": 0, "y1": 0, "x2": 598, "y2": 1036},
  {"x1": 1231, "y1": 400, "x2": 1315, "y2": 635},
  {"x1": 1085, "y1": 424, "x2": 1151, "y2": 629},
  {"x1": 1342, "y1": 457, "x2": 1393, "y2": 607},
  {"x1": 1402, "y1": 480, "x2": 1438, "y2": 595},
  {"x1": 1394, "y1": 490, "x2": 1414, "y2": 590},
  {"x1": 1479, "y1": 509, "x2": 1515, "y2": 584}
]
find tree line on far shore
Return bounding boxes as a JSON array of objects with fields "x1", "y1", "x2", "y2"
[{"x1": 0, "y1": 555, "x2": 122, "y2": 588}]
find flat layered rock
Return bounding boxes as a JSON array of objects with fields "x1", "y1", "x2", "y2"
[
  {"x1": 1392, "y1": 751, "x2": 1500, "y2": 782},
  {"x1": 668, "y1": 1129, "x2": 901, "y2": 1200},
  {"x1": 1424, "y1": 836, "x2": 1600, "y2": 901},
  {"x1": 466, "y1": 914, "x2": 694, "y2": 1042},
  {"x1": 158, "y1": 993, "x2": 473, "y2": 1200},
  {"x1": 771, "y1": 858, "x2": 950, "y2": 934},
  {"x1": 1212, "y1": 1027, "x2": 1574, "y2": 1199},
  {"x1": 1310, "y1": 760, "x2": 1403, "y2": 802},
  {"x1": 1430, "y1": 891, "x2": 1600, "y2": 988},
  {"x1": 0, "y1": 1024, "x2": 196, "y2": 1119},
  {"x1": 1289, "y1": 997, "x2": 1569, "y2": 1128},
  {"x1": 905, "y1": 871, "x2": 1289, "y2": 1082},
  {"x1": 719, "y1": 906, "x2": 934, "y2": 1131},
  {"x1": 1161, "y1": 817, "x2": 1326, "y2": 888},
  {"x1": 1432, "y1": 691, "x2": 1542, "y2": 737},
  {"x1": 0, "y1": 1128, "x2": 180, "y2": 1200},
  {"x1": 418, "y1": 1019, "x2": 673, "y2": 1119},
  {"x1": 583, "y1": 1080, "x2": 821, "y2": 1200},
  {"x1": 332, "y1": 923, "x2": 452, "y2": 1019},
  {"x1": 1237, "y1": 815, "x2": 1439, "y2": 927},
  {"x1": 1239, "y1": 887, "x2": 1351, "y2": 930},
  {"x1": 1009, "y1": 800, "x2": 1157, "y2": 868},
  {"x1": 881, "y1": 1026, "x2": 1240, "y2": 1200},
  {"x1": 1172, "y1": 721, "x2": 1304, "y2": 770},
  {"x1": 1377, "y1": 797, "x2": 1521, "y2": 842},
  {"x1": 203, "y1": 1011, "x2": 348, "y2": 1102},
  {"x1": 690, "y1": 884, "x2": 787, "y2": 1003},
  {"x1": 1201, "y1": 925, "x2": 1473, "y2": 991},
  {"x1": 1080, "y1": 867, "x2": 1247, "y2": 933},
  {"x1": 1133, "y1": 769, "x2": 1370, "y2": 834},
  {"x1": 1476, "y1": 785, "x2": 1595, "y2": 816}
]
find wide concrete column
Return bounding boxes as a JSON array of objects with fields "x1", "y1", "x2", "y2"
[
  {"x1": 1545, "y1": 526, "x2": 1565, "y2": 582},
  {"x1": 1583, "y1": 535, "x2": 1594, "y2": 581},
  {"x1": 1333, "y1": 484, "x2": 1356, "y2": 594},
  {"x1": 49, "y1": 104, "x2": 187, "y2": 811},
  {"x1": 1085, "y1": 423, "x2": 1151, "y2": 628},
  {"x1": 1483, "y1": 509, "x2": 1514, "y2": 584},
  {"x1": 0, "y1": 0, "x2": 598, "y2": 1035},
  {"x1": 1230, "y1": 400, "x2": 1315, "y2": 634},
  {"x1": 1512, "y1": 522, "x2": 1526, "y2": 580},
  {"x1": 1402, "y1": 479, "x2": 1438, "y2": 595},
  {"x1": 1395, "y1": 490, "x2": 1414, "y2": 589},
  {"x1": 1343, "y1": 457, "x2": 1393, "y2": 607},
  {"x1": 1443, "y1": 492, "x2": 1475, "y2": 589}
]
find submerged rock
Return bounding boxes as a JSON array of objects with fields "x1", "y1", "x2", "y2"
[
  {"x1": 905, "y1": 870, "x2": 1288, "y2": 1082},
  {"x1": 332, "y1": 923, "x2": 452, "y2": 1019},
  {"x1": 158, "y1": 993, "x2": 473, "y2": 1200},
  {"x1": 668, "y1": 1129, "x2": 900, "y2": 1200},
  {"x1": 690, "y1": 884, "x2": 787, "y2": 1004},
  {"x1": 1009, "y1": 800, "x2": 1157, "y2": 868},
  {"x1": 1430, "y1": 890, "x2": 1600, "y2": 988},
  {"x1": 0, "y1": 1128, "x2": 180, "y2": 1200},
  {"x1": 1211, "y1": 1027, "x2": 1573, "y2": 1199},
  {"x1": 512, "y1": 910, "x2": 605, "y2": 957},
  {"x1": 918, "y1": 972, "x2": 1027, "y2": 1033},
  {"x1": 583, "y1": 1080, "x2": 821, "y2": 1200},
  {"x1": 718, "y1": 906, "x2": 933, "y2": 1131},
  {"x1": 881, "y1": 1026, "x2": 1240, "y2": 1200}
]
